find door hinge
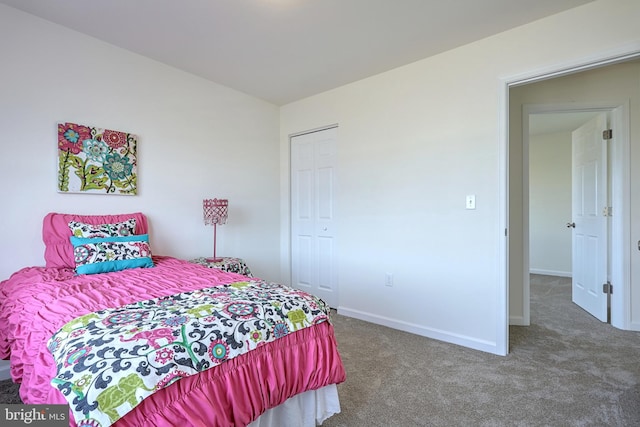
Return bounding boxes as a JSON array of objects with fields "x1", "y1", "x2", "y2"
[
  {"x1": 603, "y1": 129, "x2": 613, "y2": 140},
  {"x1": 602, "y1": 206, "x2": 612, "y2": 217},
  {"x1": 603, "y1": 282, "x2": 613, "y2": 294}
]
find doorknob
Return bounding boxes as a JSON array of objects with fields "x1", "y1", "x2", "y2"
[{"x1": 566, "y1": 222, "x2": 576, "y2": 228}]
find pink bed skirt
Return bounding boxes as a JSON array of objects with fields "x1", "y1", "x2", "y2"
[{"x1": 113, "y1": 321, "x2": 345, "y2": 427}]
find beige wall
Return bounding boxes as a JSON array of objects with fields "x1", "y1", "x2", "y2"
[
  {"x1": 0, "y1": 5, "x2": 282, "y2": 282},
  {"x1": 281, "y1": 0, "x2": 640, "y2": 354},
  {"x1": 529, "y1": 131, "x2": 572, "y2": 276}
]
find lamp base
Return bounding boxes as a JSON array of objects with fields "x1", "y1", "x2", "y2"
[{"x1": 206, "y1": 257, "x2": 224, "y2": 263}]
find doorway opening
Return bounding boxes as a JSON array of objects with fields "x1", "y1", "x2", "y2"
[
  {"x1": 527, "y1": 108, "x2": 617, "y2": 324},
  {"x1": 505, "y1": 54, "x2": 639, "y2": 353}
]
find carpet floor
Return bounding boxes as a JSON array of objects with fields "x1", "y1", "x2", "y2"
[
  {"x1": 0, "y1": 274, "x2": 638, "y2": 426},
  {"x1": 323, "y1": 274, "x2": 640, "y2": 426}
]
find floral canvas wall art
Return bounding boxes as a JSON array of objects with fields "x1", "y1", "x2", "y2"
[{"x1": 58, "y1": 122, "x2": 137, "y2": 195}]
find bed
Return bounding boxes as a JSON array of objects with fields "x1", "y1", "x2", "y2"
[{"x1": 0, "y1": 212, "x2": 345, "y2": 427}]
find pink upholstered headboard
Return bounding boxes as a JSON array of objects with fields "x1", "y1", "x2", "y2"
[{"x1": 43, "y1": 212, "x2": 149, "y2": 269}]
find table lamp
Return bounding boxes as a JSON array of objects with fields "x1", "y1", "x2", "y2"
[{"x1": 203, "y1": 198, "x2": 228, "y2": 262}]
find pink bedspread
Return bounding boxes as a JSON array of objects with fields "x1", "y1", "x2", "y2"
[{"x1": 0, "y1": 256, "x2": 345, "y2": 426}]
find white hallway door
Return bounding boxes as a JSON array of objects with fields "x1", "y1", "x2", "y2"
[
  {"x1": 290, "y1": 127, "x2": 338, "y2": 308},
  {"x1": 571, "y1": 112, "x2": 609, "y2": 321}
]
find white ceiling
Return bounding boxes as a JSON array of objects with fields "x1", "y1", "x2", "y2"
[
  {"x1": 1, "y1": 0, "x2": 595, "y2": 105},
  {"x1": 529, "y1": 112, "x2": 602, "y2": 136}
]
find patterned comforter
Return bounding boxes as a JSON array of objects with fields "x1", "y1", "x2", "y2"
[{"x1": 0, "y1": 256, "x2": 345, "y2": 427}]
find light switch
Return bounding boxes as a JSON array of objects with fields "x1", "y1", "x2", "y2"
[{"x1": 466, "y1": 195, "x2": 476, "y2": 210}]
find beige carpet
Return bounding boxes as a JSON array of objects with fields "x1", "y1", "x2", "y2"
[
  {"x1": 1, "y1": 275, "x2": 638, "y2": 426},
  {"x1": 324, "y1": 274, "x2": 640, "y2": 427}
]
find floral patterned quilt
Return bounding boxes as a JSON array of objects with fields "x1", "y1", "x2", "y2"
[{"x1": 47, "y1": 278, "x2": 330, "y2": 427}]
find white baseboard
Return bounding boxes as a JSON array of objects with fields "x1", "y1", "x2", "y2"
[
  {"x1": 529, "y1": 268, "x2": 571, "y2": 277},
  {"x1": 509, "y1": 315, "x2": 528, "y2": 326},
  {"x1": 628, "y1": 321, "x2": 640, "y2": 332},
  {"x1": 337, "y1": 306, "x2": 500, "y2": 355},
  {"x1": 0, "y1": 361, "x2": 11, "y2": 381}
]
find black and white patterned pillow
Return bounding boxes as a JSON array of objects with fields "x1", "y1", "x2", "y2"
[{"x1": 68, "y1": 218, "x2": 137, "y2": 239}]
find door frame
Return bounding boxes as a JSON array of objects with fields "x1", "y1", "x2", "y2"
[
  {"x1": 499, "y1": 49, "x2": 640, "y2": 355},
  {"x1": 522, "y1": 103, "x2": 629, "y2": 326}
]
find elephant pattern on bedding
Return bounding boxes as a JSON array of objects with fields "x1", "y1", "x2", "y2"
[{"x1": 94, "y1": 373, "x2": 156, "y2": 424}]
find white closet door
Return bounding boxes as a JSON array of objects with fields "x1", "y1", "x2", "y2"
[{"x1": 290, "y1": 127, "x2": 338, "y2": 308}]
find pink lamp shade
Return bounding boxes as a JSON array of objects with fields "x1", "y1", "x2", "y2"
[{"x1": 203, "y1": 198, "x2": 228, "y2": 262}]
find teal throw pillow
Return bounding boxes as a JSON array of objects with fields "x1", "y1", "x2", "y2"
[{"x1": 70, "y1": 234, "x2": 153, "y2": 275}]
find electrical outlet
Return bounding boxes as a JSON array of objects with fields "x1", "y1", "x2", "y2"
[{"x1": 385, "y1": 273, "x2": 393, "y2": 287}]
